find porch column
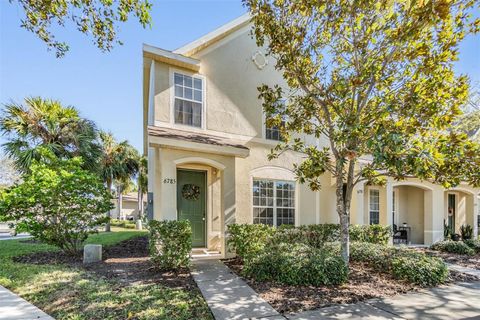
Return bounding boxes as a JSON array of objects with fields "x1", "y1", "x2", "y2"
[
  {"x1": 473, "y1": 194, "x2": 479, "y2": 239},
  {"x1": 385, "y1": 181, "x2": 393, "y2": 244},
  {"x1": 355, "y1": 182, "x2": 365, "y2": 225},
  {"x1": 147, "y1": 146, "x2": 160, "y2": 220},
  {"x1": 424, "y1": 188, "x2": 444, "y2": 245}
]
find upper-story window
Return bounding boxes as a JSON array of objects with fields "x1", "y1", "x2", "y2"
[
  {"x1": 174, "y1": 72, "x2": 203, "y2": 128},
  {"x1": 265, "y1": 120, "x2": 285, "y2": 141}
]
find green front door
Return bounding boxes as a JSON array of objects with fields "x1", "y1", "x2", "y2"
[{"x1": 177, "y1": 169, "x2": 206, "y2": 247}]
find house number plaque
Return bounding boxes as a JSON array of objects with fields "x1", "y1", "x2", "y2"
[{"x1": 163, "y1": 178, "x2": 176, "y2": 184}]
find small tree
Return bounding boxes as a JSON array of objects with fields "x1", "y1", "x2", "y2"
[
  {"x1": 0, "y1": 153, "x2": 113, "y2": 255},
  {"x1": 244, "y1": 0, "x2": 480, "y2": 263}
]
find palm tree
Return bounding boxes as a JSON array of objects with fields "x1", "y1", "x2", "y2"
[
  {"x1": 98, "y1": 131, "x2": 139, "y2": 231},
  {"x1": 0, "y1": 97, "x2": 100, "y2": 172},
  {"x1": 115, "y1": 176, "x2": 135, "y2": 220},
  {"x1": 136, "y1": 156, "x2": 148, "y2": 222}
]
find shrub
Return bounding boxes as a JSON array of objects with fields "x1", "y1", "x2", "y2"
[
  {"x1": 350, "y1": 242, "x2": 448, "y2": 286},
  {"x1": 463, "y1": 239, "x2": 480, "y2": 254},
  {"x1": 227, "y1": 223, "x2": 276, "y2": 260},
  {"x1": 149, "y1": 220, "x2": 192, "y2": 270},
  {"x1": 350, "y1": 225, "x2": 391, "y2": 244},
  {"x1": 244, "y1": 243, "x2": 348, "y2": 286},
  {"x1": 430, "y1": 240, "x2": 475, "y2": 256},
  {"x1": 349, "y1": 242, "x2": 395, "y2": 271},
  {"x1": 110, "y1": 219, "x2": 136, "y2": 229},
  {"x1": 0, "y1": 156, "x2": 112, "y2": 255},
  {"x1": 460, "y1": 225, "x2": 473, "y2": 240},
  {"x1": 272, "y1": 224, "x2": 340, "y2": 248},
  {"x1": 392, "y1": 253, "x2": 448, "y2": 286}
]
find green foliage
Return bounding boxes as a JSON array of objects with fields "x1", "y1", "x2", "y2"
[
  {"x1": 0, "y1": 154, "x2": 113, "y2": 255},
  {"x1": 0, "y1": 231, "x2": 211, "y2": 320},
  {"x1": 430, "y1": 240, "x2": 475, "y2": 255},
  {"x1": 349, "y1": 225, "x2": 391, "y2": 244},
  {"x1": 244, "y1": 0, "x2": 480, "y2": 263},
  {"x1": 272, "y1": 224, "x2": 340, "y2": 248},
  {"x1": 149, "y1": 220, "x2": 192, "y2": 270},
  {"x1": 0, "y1": 97, "x2": 101, "y2": 173},
  {"x1": 460, "y1": 224, "x2": 474, "y2": 240},
  {"x1": 98, "y1": 131, "x2": 139, "y2": 231},
  {"x1": 227, "y1": 223, "x2": 276, "y2": 260},
  {"x1": 110, "y1": 219, "x2": 136, "y2": 229},
  {"x1": 244, "y1": 243, "x2": 348, "y2": 286},
  {"x1": 463, "y1": 239, "x2": 480, "y2": 254},
  {"x1": 391, "y1": 253, "x2": 448, "y2": 287},
  {"x1": 350, "y1": 242, "x2": 448, "y2": 286},
  {"x1": 11, "y1": 0, "x2": 152, "y2": 57}
]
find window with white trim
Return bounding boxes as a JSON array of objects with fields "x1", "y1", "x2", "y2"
[
  {"x1": 253, "y1": 179, "x2": 295, "y2": 226},
  {"x1": 369, "y1": 189, "x2": 380, "y2": 225},
  {"x1": 173, "y1": 72, "x2": 203, "y2": 127},
  {"x1": 265, "y1": 119, "x2": 285, "y2": 141}
]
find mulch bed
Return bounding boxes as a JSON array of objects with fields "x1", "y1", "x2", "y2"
[
  {"x1": 223, "y1": 257, "x2": 479, "y2": 315},
  {"x1": 13, "y1": 236, "x2": 196, "y2": 289}
]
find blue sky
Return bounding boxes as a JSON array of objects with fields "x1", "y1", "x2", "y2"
[{"x1": 0, "y1": 1, "x2": 479, "y2": 152}]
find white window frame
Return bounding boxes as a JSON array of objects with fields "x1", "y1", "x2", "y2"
[
  {"x1": 169, "y1": 68, "x2": 206, "y2": 130},
  {"x1": 252, "y1": 178, "x2": 296, "y2": 227},
  {"x1": 369, "y1": 188, "x2": 380, "y2": 225},
  {"x1": 262, "y1": 99, "x2": 287, "y2": 142}
]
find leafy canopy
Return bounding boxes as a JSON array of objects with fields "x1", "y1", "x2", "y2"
[
  {"x1": 244, "y1": 0, "x2": 480, "y2": 190},
  {"x1": 10, "y1": 0, "x2": 152, "y2": 57},
  {"x1": 0, "y1": 151, "x2": 113, "y2": 255},
  {"x1": 0, "y1": 97, "x2": 101, "y2": 173}
]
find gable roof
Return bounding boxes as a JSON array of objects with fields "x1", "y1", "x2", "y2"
[
  {"x1": 173, "y1": 13, "x2": 252, "y2": 57},
  {"x1": 143, "y1": 44, "x2": 200, "y2": 71}
]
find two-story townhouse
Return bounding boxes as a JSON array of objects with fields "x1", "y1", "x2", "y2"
[{"x1": 143, "y1": 13, "x2": 479, "y2": 258}]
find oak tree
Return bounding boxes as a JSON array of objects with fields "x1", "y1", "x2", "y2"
[{"x1": 244, "y1": 0, "x2": 480, "y2": 263}]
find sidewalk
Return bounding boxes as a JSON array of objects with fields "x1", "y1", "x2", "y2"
[
  {"x1": 289, "y1": 281, "x2": 480, "y2": 320},
  {"x1": 0, "y1": 285, "x2": 53, "y2": 320},
  {"x1": 191, "y1": 259, "x2": 285, "y2": 320},
  {"x1": 195, "y1": 260, "x2": 480, "y2": 320}
]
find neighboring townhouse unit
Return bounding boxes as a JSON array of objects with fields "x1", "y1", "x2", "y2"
[{"x1": 143, "y1": 14, "x2": 479, "y2": 257}]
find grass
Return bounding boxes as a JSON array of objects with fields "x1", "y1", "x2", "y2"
[{"x1": 0, "y1": 229, "x2": 212, "y2": 320}]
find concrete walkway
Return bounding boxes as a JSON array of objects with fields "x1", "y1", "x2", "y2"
[
  {"x1": 191, "y1": 259, "x2": 285, "y2": 320},
  {"x1": 0, "y1": 286, "x2": 53, "y2": 320},
  {"x1": 289, "y1": 281, "x2": 480, "y2": 320},
  {"x1": 447, "y1": 263, "x2": 480, "y2": 278},
  {"x1": 195, "y1": 260, "x2": 480, "y2": 320}
]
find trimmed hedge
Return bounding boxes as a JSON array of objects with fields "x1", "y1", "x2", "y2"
[
  {"x1": 227, "y1": 223, "x2": 276, "y2": 260},
  {"x1": 227, "y1": 223, "x2": 392, "y2": 259},
  {"x1": 350, "y1": 242, "x2": 448, "y2": 286},
  {"x1": 430, "y1": 240, "x2": 475, "y2": 256},
  {"x1": 464, "y1": 239, "x2": 480, "y2": 254},
  {"x1": 243, "y1": 243, "x2": 348, "y2": 286},
  {"x1": 149, "y1": 220, "x2": 192, "y2": 270},
  {"x1": 110, "y1": 219, "x2": 136, "y2": 229},
  {"x1": 392, "y1": 253, "x2": 448, "y2": 286}
]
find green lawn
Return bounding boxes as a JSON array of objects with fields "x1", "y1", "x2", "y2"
[{"x1": 0, "y1": 230, "x2": 212, "y2": 320}]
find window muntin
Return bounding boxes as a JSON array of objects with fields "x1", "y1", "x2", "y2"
[
  {"x1": 369, "y1": 189, "x2": 380, "y2": 225},
  {"x1": 253, "y1": 179, "x2": 295, "y2": 226},
  {"x1": 173, "y1": 72, "x2": 203, "y2": 127}
]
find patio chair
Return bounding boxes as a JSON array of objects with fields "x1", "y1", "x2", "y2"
[{"x1": 393, "y1": 224, "x2": 408, "y2": 244}]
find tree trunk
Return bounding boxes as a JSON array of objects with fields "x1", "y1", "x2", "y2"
[
  {"x1": 105, "y1": 180, "x2": 112, "y2": 232},
  {"x1": 118, "y1": 186, "x2": 123, "y2": 220},
  {"x1": 335, "y1": 158, "x2": 355, "y2": 265}
]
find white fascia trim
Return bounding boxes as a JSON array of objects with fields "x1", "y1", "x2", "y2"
[
  {"x1": 174, "y1": 13, "x2": 252, "y2": 56},
  {"x1": 143, "y1": 44, "x2": 200, "y2": 71},
  {"x1": 148, "y1": 135, "x2": 250, "y2": 158}
]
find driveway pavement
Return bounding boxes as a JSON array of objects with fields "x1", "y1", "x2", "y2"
[{"x1": 0, "y1": 233, "x2": 31, "y2": 241}]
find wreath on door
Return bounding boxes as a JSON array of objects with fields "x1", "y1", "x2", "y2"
[{"x1": 182, "y1": 184, "x2": 201, "y2": 201}]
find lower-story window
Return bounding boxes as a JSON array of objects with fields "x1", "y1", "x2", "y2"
[
  {"x1": 369, "y1": 189, "x2": 380, "y2": 225},
  {"x1": 253, "y1": 179, "x2": 295, "y2": 226}
]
